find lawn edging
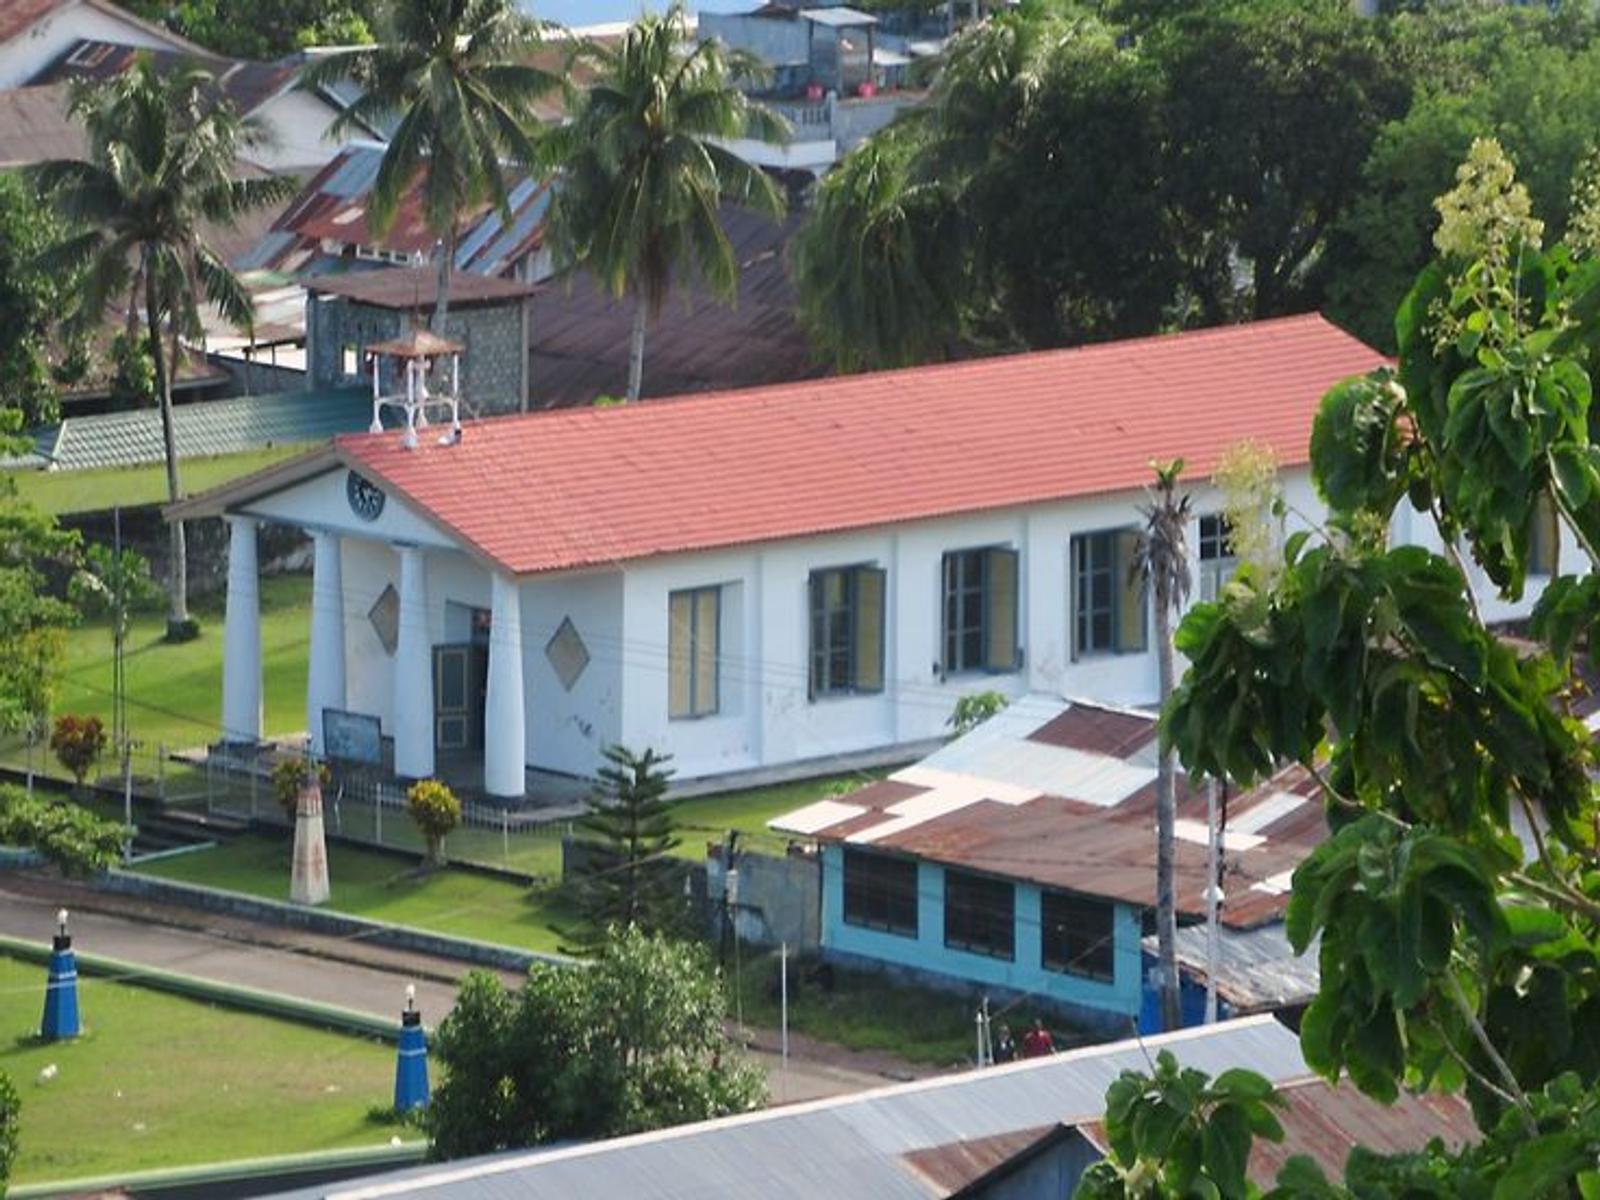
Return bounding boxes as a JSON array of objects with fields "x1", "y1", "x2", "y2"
[
  {"x1": 0, "y1": 933, "x2": 401, "y2": 1041},
  {"x1": 8, "y1": 1137, "x2": 427, "y2": 1199},
  {"x1": 96, "y1": 868, "x2": 575, "y2": 972}
]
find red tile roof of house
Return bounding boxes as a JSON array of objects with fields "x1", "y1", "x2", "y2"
[{"x1": 319, "y1": 312, "x2": 1382, "y2": 576}]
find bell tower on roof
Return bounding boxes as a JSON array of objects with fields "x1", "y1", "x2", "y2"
[{"x1": 366, "y1": 327, "x2": 465, "y2": 449}]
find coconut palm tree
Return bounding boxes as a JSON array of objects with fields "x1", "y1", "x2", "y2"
[
  {"x1": 298, "y1": 0, "x2": 560, "y2": 333},
  {"x1": 1132, "y1": 458, "x2": 1192, "y2": 1032},
  {"x1": 34, "y1": 59, "x2": 296, "y2": 640},
  {"x1": 544, "y1": 3, "x2": 787, "y2": 403}
]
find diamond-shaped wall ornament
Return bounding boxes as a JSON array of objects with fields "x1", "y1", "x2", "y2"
[
  {"x1": 369, "y1": 584, "x2": 400, "y2": 655},
  {"x1": 545, "y1": 617, "x2": 590, "y2": 692}
]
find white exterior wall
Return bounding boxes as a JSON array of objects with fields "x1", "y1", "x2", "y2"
[
  {"x1": 523, "y1": 570, "x2": 625, "y2": 778},
  {"x1": 246, "y1": 90, "x2": 350, "y2": 172},
  {"x1": 0, "y1": 2, "x2": 188, "y2": 88},
  {"x1": 226, "y1": 460, "x2": 1574, "y2": 786}
]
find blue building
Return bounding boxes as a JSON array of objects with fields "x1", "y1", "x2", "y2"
[{"x1": 772, "y1": 695, "x2": 1325, "y2": 1033}]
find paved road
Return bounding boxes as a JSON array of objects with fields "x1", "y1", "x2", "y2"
[{"x1": 0, "y1": 874, "x2": 898, "y2": 1104}]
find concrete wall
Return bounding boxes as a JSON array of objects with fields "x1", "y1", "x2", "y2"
[
  {"x1": 614, "y1": 472, "x2": 1331, "y2": 781},
  {"x1": 818, "y1": 845, "x2": 1144, "y2": 1028},
  {"x1": 706, "y1": 847, "x2": 822, "y2": 951},
  {"x1": 699, "y1": 12, "x2": 811, "y2": 67},
  {"x1": 832, "y1": 94, "x2": 917, "y2": 151},
  {"x1": 307, "y1": 296, "x2": 528, "y2": 416},
  {"x1": 0, "y1": 0, "x2": 186, "y2": 88}
]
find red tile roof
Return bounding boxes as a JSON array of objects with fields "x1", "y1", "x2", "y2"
[{"x1": 332, "y1": 312, "x2": 1382, "y2": 576}]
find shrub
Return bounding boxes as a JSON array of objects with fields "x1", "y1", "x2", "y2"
[
  {"x1": 406, "y1": 779, "x2": 460, "y2": 867},
  {"x1": 948, "y1": 691, "x2": 1008, "y2": 737},
  {"x1": 271, "y1": 757, "x2": 332, "y2": 823},
  {"x1": 49, "y1": 714, "x2": 107, "y2": 789},
  {"x1": 0, "y1": 784, "x2": 127, "y2": 875}
]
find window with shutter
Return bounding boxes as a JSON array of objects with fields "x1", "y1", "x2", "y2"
[
  {"x1": 940, "y1": 547, "x2": 1020, "y2": 674},
  {"x1": 668, "y1": 586, "x2": 720, "y2": 719},
  {"x1": 1072, "y1": 529, "x2": 1147, "y2": 657},
  {"x1": 809, "y1": 565, "x2": 886, "y2": 697}
]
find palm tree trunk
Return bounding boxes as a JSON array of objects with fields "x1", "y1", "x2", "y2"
[
  {"x1": 145, "y1": 260, "x2": 189, "y2": 639},
  {"x1": 1154, "y1": 585, "x2": 1180, "y2": 1031},
  {"x1": 627, "y1": 299, "x2": 647, "y2": 403},
  {"x1": 432, "y1": 228, "x2": 456, "y2": 334}
]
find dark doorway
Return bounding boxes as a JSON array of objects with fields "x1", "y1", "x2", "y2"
[{"x1": 433, "y1": 643, "x2": 487, "y2": 756}]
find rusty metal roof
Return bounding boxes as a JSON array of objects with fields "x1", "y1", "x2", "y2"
[
  {"x1": 771, "y1": 694, "x2": 1326, "y2": 929},
  {"x1": 306, "y1": 267, "x2": 538, "y2": 310},
  {"x1": 1076, "y1": 1075, "x2": 1476, "y2": 1188}
]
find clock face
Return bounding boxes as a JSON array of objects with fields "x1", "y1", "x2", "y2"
[{"x1": 346, "y1": 471, "x2": 386, "y2": 522}]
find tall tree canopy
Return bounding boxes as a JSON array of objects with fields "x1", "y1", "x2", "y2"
[
  {"x1": 543, "y1": 2, "x2": 787, "y2": 402},
  {"x1": 35, "y1": 59, "x2": 294, "y2": 639},
  {"x1": 0, "y1": 176, "x2": 81, "y2": 428},
  {"x1": 1079, "y1": 145, "x2": 1600, "y2": 1197},
  {"x1": 300, "y1": 0, "x2": 560, "y2": 332}
]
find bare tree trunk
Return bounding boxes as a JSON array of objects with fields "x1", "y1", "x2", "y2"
[
  {"x1": 1154, "y1": 583, "x2": 1180, "y2": 1031},
  {"x1": 145, "y1": 258, "x2": 189, "y2": 639},
  {"x1": 432, "y1": 228, "x2": 456, "y2": 334},
  {"x1": 627, "y1": 299, "x2": 647, "y2": 403}
]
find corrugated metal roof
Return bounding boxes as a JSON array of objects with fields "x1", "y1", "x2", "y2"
[
  {"x1": 1153, "y1": 923, "x2": 1321, "y2": 1012},
  {"x1": 277, "y1": 1017, "x2": 1306, "y2": 1200},
  {"x1": 8, "y1": 387, "x2": 369, "y2": 472},
  {"x1": 773, "y1": 695, "x2": 1327, "y2": 928}
]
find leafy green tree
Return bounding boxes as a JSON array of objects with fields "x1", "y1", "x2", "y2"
[
  {"x1": 34, "y1": 59, "x2": 295, "y2": 640},
  {"x1": 428, "y1": 928, "x2": 763, "y2": 1159},
  {"x1": 0, "y1": 785, "x2": 128, "y2": 876},
  {"x1": 948, "y1": 690, "x2": 1008, "y2": 737},
  {"x1": 1131, "y1": 460, "x2": 1190, "y2": 1031},
  {"x1": 1326, "y1": 26, "x2": 1600, "y2": 349},
  {"x1": 0, "y1": 174, "x2": 76, "y2": 428},
  {"x1": 544, "y1": 3, "x2": 787, "y2": 401},
  {"x1": 1093, "y1": 145, "x2": 1600, "y2": 1194},
  {"x1": 128, "y1": 0, "x2": 378, "y2": 58},
  {"x1": 301, "y1": 0, "x2": 559, "y2": 334},
  {"x1": 1142, "y1": 0, "x2": 1408, "y2": 322},
  {"x1": 569, "y1": 745, "x2": 685, "y2": 946}
]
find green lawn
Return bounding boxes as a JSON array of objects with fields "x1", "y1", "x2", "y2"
[
  {"x1": 0, "y1": 954, "x2": 398, "y2": 1185},
  {"x1": 667, "y1": 771, "x2": 887, "y2": 858},
  {"x1": 31, "y1": 573, "x2": 312, "y2": 759},
  {"x1": 135, "y1": 833, "x2": 575, "y2": 955},
  {"x1": 13, "y1": 446, "x2": 311, "y2": 516},
  {"x1": 733, "y1": 951, "x2": 978, "y2": 1068}
]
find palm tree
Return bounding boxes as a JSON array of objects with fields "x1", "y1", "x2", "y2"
[
  {"x1": 34, "y1": 59, "x2": 296, "y2": 640},
  {"x1": 1132, "y1": 458, "x2": 1192, "y2": 1032},
  {"x1": 544, "y1": 3, "x2": 788, "y2": 402},
  {"x1": 793, "y1": 129, "x2": 963, "y2": 372},
  {"x1": 299, "y1": 0, "x2": 560, "y2": 333}
]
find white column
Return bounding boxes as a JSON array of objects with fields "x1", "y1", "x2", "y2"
[
  {"x1": 393, "y1": 544, "x2": 434, "y2": 780},
  {"x1": 305, "y1": 530, "x2": 347, "y2": 756},
  {"x1": 483, "y1": 571, "x2": 526, "y2": 799},
  {"x1": 221, "y1": 515, "x2": 262, "y2": 743}
]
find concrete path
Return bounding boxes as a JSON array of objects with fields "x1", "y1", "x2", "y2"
[{"x1": 0, "y1": 873, "x2": 907, "y2": 1104}]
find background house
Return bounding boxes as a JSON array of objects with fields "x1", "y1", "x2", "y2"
[
  {"x1": 0, "y1": 0, "x2": 202, "y2": 88},
  {"x1": 770, "y1": 695, "x2": 1322, "y2": 1032}
]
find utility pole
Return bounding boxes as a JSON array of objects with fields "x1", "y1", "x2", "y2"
[{"x1": 1204, "y1": 779, "x2": 1228, "y2": 1024}]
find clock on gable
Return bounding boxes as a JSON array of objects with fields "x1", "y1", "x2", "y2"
[{"x1": 346, "y1": 471, "x2": 386, "y2": 522}]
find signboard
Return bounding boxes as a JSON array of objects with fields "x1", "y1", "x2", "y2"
[{"x1": 322, "y1": 708, "x2": 384, "y2": 767}]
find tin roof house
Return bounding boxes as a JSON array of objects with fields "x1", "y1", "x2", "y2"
[{"x1": 770, "y1": 695, "x2": 1324, "y2": 1033}]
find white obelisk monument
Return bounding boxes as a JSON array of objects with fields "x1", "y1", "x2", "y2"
[{"x1": 290, "y1": 775, "x2": 331, "y2": 905}]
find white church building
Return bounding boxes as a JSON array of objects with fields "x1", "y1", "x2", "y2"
[{"x1": 172, "y1": 313, "x2": 1563, "y2": 800}]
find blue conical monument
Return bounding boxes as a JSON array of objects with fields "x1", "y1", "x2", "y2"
[
  {"x1": 394, "y1": 983, "x2": 430, "y2": 1112},
  {"x1": 41, "y1": 908, "x2": 80, "y2": 1040}
]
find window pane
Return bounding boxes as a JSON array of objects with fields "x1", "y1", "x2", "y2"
[
  {"x1": 985, "y1": 548, "x2": 1018, "y2": 671},
  {"x1": 943, "y1": 869, "x2": 1015, "y2": 960},
  {"x1": 854, "y1": 567, "x2": 885, "y2": 691},
  {"x1": 843, "y1": 849, "x2": 918, "y2": 937},
  {"x1": 668, "y1": 591, "x2": 693, "y2": 718},
  {"x1": 1041, "y1": 890, "x2": 1115, "y2": 981},
  {"x1": 694, "y1": 589, "x2": 718, "y2": 715},
  {"x1": 1116, "y1": 530, "x2": 1147, "y2": 654}
]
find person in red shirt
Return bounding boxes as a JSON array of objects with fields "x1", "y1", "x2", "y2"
[{"x1": 1020, "y1": 1018, "x2": 1055, "y2": 1058}]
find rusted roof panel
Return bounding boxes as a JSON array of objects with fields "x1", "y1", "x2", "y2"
[
  {"x1": 307, "y1": 267, "x2": 538, "y2": 310},
  {"x1": 901, "y1": 1125, "x2": 1059, "y2": 1193},
  {"x1": 1029, "y1": 704, "x2": 1156, "y2": 756}
]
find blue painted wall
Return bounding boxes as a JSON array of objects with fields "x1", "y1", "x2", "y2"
[{"x1": 819, "y1": 845, "x2": 1144, "y2": 1019}]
